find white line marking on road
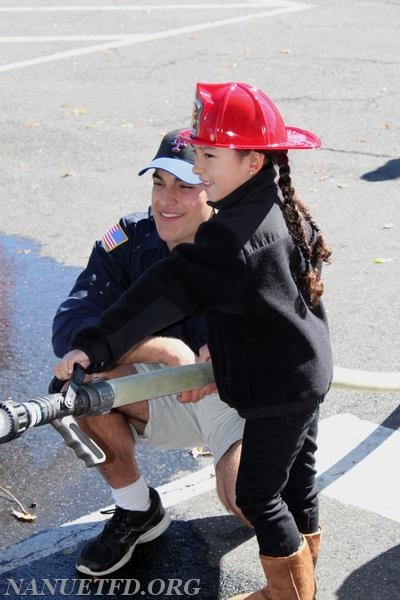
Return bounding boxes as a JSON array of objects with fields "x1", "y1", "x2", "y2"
[
  {"x1": 64, "y1": 465, "x2": 216, "y2": 527},
  {"x1": 0, "y1": 2, "x2": 308, "y2": 12},
  {"x1": 0, "y1": 2, "x2": 312, "y2": 73},
  {"x1": 317, "y1": 413, "x2": 400, "y2": 523},
  {"x1": 0, "y1": 35, "x2": 142, "y2": 43}
]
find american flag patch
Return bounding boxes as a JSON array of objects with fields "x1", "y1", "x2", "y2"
[{"x1": 102, "y1": 223, "x2": 128, "y2": 252}]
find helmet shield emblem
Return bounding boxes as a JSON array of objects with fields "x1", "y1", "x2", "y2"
[{"x1": 191, "y1": 95, "x2": 203, "y2": 138}]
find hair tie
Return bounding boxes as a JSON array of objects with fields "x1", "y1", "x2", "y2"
[{"x1": 311, "y1": 222, "x2": 320, "y2": 233}]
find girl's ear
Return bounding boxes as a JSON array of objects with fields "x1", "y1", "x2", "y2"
[{"x1": 248, "y1": 151, "x2": 266, "y2": 175}]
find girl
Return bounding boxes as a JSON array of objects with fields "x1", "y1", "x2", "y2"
[{"x1": 55, "y1": 82, "x2": 333, "y2": 599}]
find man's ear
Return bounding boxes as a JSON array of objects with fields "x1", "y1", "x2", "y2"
[{"x1": 249, "y1": 151, "x2": 266, "y2": 175}]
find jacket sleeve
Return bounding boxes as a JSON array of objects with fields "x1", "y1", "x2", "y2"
[
  {"x1": 51, "y1": 219, "x2": 132, "y2": 357},
  {"x1": 72, "y1": 219, "x2": 247, "y2": 372}
]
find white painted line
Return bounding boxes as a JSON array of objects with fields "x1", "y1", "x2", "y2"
[
  {"x1": 0, "y1": 2, "x2": 313, "y2": 73},
  {"x1": 64, "y1": 465, "x2": 216, "y2": 527},
  {"x1": 0, "y1": 2, "x2": 306, "y2": 13},
  {"x1": 317, "y1": 413, "x2": 400, "y2": 523},
  {"x1": 0, "y1": 35, "x2": 142, "y2": 43}
]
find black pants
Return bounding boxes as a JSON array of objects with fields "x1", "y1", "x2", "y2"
[{"x1": 236, "y1": 406, "x2": 319, "y2": 557}]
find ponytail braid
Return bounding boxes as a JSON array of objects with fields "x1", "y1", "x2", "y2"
[{"x1": 273, "y1": 152, "x2": 331, "y2": 307}]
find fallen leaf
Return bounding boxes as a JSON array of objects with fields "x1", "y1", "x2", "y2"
[
  {"x1": 0, "y1": 484, "x2": 37, "y2": 523},
  {"x1": 61, "y1": 171, "x2": 76, "y2": 178},
  {"x1": 12, "y1": 509, "x2": 37, "y2": 523},
  {"x1": 24, "y1": 122, "x2": 40, "y2": 128},
  {"x1": 373, "y1": 257, "x2": 393, "y2": 264},
  {"x1": 72, "y1": 106, "x2": 87, "y2": 115},
  {"x1": 190, "y1": 446, "x2": 212, "y2": 459}
]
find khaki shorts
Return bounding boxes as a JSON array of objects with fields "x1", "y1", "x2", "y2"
[{"x1": 130, "y1": 363, "x2": 244, "y2": 466}]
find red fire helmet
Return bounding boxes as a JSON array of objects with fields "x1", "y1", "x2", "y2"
[{"x1": 180, "y1": 82, "x2": 321, "y2": 150}]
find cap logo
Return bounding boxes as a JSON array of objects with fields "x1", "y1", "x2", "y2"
[
  {"x1": 191, "y1": 95, "x2": 203, "y2": 137},
  {"x1": 170, "y1": 136, "x2": 188, "y2": 153}
]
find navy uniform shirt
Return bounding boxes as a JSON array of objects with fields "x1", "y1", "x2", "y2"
[{"x1": 52, "y1": 210, "x2": 207, "y2": 358}]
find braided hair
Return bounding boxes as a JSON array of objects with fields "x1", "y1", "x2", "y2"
[
  {"x1": 237, "y1": 149, "x2": 331, "y2": 307},
  {"x1": 272, "y1": 151, "x2": 331, "y2": 307}
]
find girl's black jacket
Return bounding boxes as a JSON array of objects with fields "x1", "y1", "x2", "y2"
[{"x1": 74, "y1": 165, "x2": 333, "y2": 418}]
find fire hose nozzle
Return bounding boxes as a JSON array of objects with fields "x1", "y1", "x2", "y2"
[
  {"x1": 0, "y1": 391, "x2": 68, "y2": 443},
  {"x1": 0, "y1": 400, "x2": 30, "y2": 443},
  {"x1": 0, "y1": 380, "x2": 115, "y2": 444}
]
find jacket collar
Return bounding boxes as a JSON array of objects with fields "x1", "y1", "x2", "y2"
[{"x1": 207, "y1": 163, "x2": 277, "y2": 211}]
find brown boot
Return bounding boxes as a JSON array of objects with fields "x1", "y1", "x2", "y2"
[
  {"x1": 229, "y1": 536, "x2": 316, "y2": 600},
  {"x1": 302, "y1": 528, "x2": 322, "y2": 567}
]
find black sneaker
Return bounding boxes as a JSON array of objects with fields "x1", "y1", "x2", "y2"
[{"x1": 75, "y1": 487, "x2": 170, "y2": 576}]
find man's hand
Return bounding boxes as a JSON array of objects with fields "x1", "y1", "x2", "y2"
[
  {"x1": 198, "y1": 344, "x2": 212, "y2": 363},
  {"x1": 54, "y1": 350, "x2": 91, "y2": 380},
  {"x1": 178, "y1": 344, "x2": 217, "y2": 404}
]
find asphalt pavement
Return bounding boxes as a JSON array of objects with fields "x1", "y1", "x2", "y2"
[{"x1": 0, "y1": 1, "x2": 399, "y2": 599}]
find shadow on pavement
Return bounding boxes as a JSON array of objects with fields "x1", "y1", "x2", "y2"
[
  {"x1": 361, "y1": 158, "x2": 400, "y2": 182},
  {"x1": 336, "y1": 543, "x2": 400, "y2": 600},
  {"x1": 1, "y1": 515, "x2": 257, "y2": 599}
]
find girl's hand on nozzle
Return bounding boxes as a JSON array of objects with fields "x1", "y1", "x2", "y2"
[{"x1": 54, "y1": 350, "x2": 91, "y2": 381}]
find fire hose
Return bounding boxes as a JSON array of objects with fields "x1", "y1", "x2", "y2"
[
  {"x1": 0, "y1": 362, "x2": 215, "y2": 466},
  {"x1": 0, "y1": 363, "x2": 399, "y2": 467}
]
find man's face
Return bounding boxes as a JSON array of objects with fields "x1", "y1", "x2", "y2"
[{"x1": 151, "y1": 169, "x2": 212, "y2": 249}]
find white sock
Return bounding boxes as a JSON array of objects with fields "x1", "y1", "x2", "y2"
[{"x1": 111, "y1": 476, "x2": 151, "y2": 512}]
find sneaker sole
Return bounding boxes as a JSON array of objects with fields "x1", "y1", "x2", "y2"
[{"x1": 75, "y1": 511, "x2": 171, "y2": 577}]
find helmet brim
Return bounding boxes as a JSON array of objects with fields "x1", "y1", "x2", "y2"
[{"x1": 178, "y1": 127, "x2": 321, "y2": 151}]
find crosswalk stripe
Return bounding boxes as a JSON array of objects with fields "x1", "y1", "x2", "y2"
[{"x1": 317, "y1": 414, "x2": 400, "y2": 523}]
